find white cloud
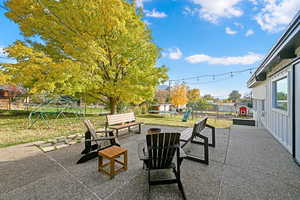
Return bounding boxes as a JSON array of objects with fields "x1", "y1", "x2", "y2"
[
  {"x1": 163, "y1": 48, "x2": 183, "y2": 60},
  {"x1": 245, "y1": 29, "x2": 254, "y2": 36},
  {"x1": 255, "y1": 0, "x2": 300, "y2": 33},
  {"x1": 0, "y1": 47, "x2": 7, "y2": 57},
  {"x1": 190, "y1": 0, "x2": 243, "y2": 23},
  {"x1": 143, "y1": 20, "x2": 151, "y2": 26},
  {"x1": 248, "y1": 0, "x2": 258, "y2": 5},
  {"x1": 169, "y1": 48, "x2": 183, "y2": 60},
  {"x1": 225, "y1": 27, "x2": 238, "y2": 35},
  {"x1": 144, "y1": 9, "x2": 167, "y2": 18},
  {"x1": 183, "y1": 6, "x2": 198, "y2": 16},
  {"x1": 185, "y1": 52, "x2": 263, "y2": 65},
  {"x1": 135, "y1": 0, "x2": 151, "y2": 8}
]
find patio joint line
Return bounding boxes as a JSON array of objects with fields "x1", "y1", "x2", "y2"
[
  {"x1": 43, "y1": 153, "x2": 103, "y2": 200},
  {"x1": 217, "y1": 127, "x2": 231, "y2": 200},
  {"x1": 102, "y1": 171, "x2": 142, "y2": 200}
]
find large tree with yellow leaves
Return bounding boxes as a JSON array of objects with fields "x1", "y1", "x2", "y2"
[{"x1": 2, "y1": 0, "x2": 167, "y2": 113}]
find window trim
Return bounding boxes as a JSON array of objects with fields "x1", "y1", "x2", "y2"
[{"x1": 272, "y1": 75, "x2": 289, "y2": 114}]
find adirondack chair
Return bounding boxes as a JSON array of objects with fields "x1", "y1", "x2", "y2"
[
  {"x1": 77, "y1": 120, "x2": 120, "y2": 164},
  {"x1": 138, "y1": 132, "x2": 186, "y2": 200},
  {"x1": 180, "y1": 117, "x2": 215, "y2": 165}
]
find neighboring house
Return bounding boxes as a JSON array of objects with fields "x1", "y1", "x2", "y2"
[
  {"x1": 247, "y1": 11, "x2": 300, "y2": 164},
  {"x1": 149, "y1": 104, "x2": 172, "y2": 113},
  {"x1": 0, "y1": 85, "x2": 27, "y2": 110}
]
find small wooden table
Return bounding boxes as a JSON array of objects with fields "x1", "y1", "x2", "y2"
[{"x1": 98, "y1": 146, "x2": 128, "y2": 179}]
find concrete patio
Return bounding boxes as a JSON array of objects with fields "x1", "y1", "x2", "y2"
[{"x1": 1, "y1": 125, "x2": 300, "y2": 200}]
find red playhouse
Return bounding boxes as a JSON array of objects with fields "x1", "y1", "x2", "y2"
[{"x1": 239, "y1": 106, "x2": 248, "y2": 116}]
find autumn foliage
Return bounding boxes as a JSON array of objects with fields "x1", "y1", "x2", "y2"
[
  {"x1": 2, "y1": 0, "x2": 168, "y2": 114},
  {"x1": 170, "y1": 84, "x2": 188, "y2": 107},
  {"x1": 187, "y1": 88, "x2": 200, "y2": 104}
]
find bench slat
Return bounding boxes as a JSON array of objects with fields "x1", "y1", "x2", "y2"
[
  {"x1": 107, "y1": 112, "x2": 136, "y2": 125},
  {"x1": 109, "y1": 122, "x2": 142, "y2": 129}
]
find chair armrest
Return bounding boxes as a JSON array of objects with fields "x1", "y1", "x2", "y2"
[
  {"x1": 85, "y1": 136, "x2": 116, "y2": 142},
  {"x1": 138, "y1": 143, "x2": 149, "y2": 160},
  {"x1": 206, "y1": 124, "x2": 215, "y2": 129},
  {"x1": 179, "y1": 147, "x2": 187, "y2": 158},
  {"x1": 95, "y1": 130, "x2": 107, "y2": 134},
  {"x1": 94, "y1": 136, "x2": 117, "y2": 141}
]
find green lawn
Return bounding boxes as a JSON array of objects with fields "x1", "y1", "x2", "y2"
[
  {"x1": 137, "y1": 114, "x2": 232, "y2": 128},
  {"x1": 0, "y1": 110, "x2": 232, "y2": 148}
]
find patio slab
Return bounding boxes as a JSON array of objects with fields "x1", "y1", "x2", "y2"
[{"x1": 0, "y1": 124, "x2": 300, "y2": 200}]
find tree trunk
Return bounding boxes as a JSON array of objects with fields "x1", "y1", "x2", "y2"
[{"x1": 109, "y1": 98, "x2": 117, "y2": 114}]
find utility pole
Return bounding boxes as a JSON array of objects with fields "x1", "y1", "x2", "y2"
[{"x1": 168, "y1": 80, "x2": 171, "y2": 103}]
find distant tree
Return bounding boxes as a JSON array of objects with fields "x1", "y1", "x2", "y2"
[
  {"x1": 194, "y1": 98, "x2": 215, "y2": 110},
  {"x1": 170, "y1": 84, "x2": 188, "y2": 108},
  {"x1": 277, "y1": 92, "x2": 287, "y2": 100},
  {"x1": 187, "y1": 88, "x2": 200, "y2": 104},
  {"x1": 228, "y1": 90, "x2": 241, "y2": 102},
  {"x1": 240, "y1": 92, "x2": 252, "y2": 103},
  {"x1": 155, "y1": 89, "x2": 169, "y2": 104},
  {"x1": 203, "y1": 94, "x2": 214, "y2": 101}
]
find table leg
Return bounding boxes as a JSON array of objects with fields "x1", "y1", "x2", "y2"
[
  {"x1": 110, "y1": 159, "x2": 115, "y2": 179},
  {"x1": 124, "y1": 151, "x2": 128, "y2": 171},
  {"x1": 98, "y1": 155, "x2": 103, "y2": 172}
]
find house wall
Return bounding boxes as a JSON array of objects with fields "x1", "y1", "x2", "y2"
[
  {"x1": 254, "y1": 64, "x2": 293, "y2": 153},
  {"x1": 158, "y1": 104, "x2": 170, "y2": 112},
  {"x1": 295, "y1": 61, "x2": 300, "y2": 162}
]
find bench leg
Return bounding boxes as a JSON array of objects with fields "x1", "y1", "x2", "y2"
[
  {"x1": 139, "y1": 124, "x2": 142, "y2": 134},
  {"x1": 116, "y1": 129, "x2": 119, "y2": 137}
]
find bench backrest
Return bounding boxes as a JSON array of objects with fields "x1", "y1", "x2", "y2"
[
  {"x1": 193, "y1": 117, "x2": 208, "y2": 136},
  {"x1": 106, "y1": 112, "x2": 136, "y2": 126}
]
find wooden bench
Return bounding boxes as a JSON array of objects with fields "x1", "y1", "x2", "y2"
[
  {"x1": 106, "y1": 112, "x2": 143, "y2": 136},
  {"x1": 180, "y1": 117, "x2": 215, "y2": 165}
]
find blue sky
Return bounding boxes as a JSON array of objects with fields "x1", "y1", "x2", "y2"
[
  {"x1": 138, "y1": 0, "x2": 300, "y2": 98},
  {"x1": 1, "y1": 0, "x2": 300, "y2": 98}
]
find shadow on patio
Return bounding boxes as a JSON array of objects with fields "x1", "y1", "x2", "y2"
[{"x1": 1, "y1": 125, "x2": 300, "y2": 200}]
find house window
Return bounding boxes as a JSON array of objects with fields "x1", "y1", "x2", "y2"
[{"x1": 273, "y1": 77, "x2": 288, "y2": 111}]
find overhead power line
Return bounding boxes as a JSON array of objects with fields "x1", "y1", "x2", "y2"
[{"x1": 169, "y1": 67, "x2": 256, "y2": 82}]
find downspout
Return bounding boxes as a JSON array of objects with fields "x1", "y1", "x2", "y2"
[
  {"x1": 292, "y1": 64, "x2": 296, "y2": 158},
  {"x1": 293, "y1": 63, "x2": 300, "y2": 166}
]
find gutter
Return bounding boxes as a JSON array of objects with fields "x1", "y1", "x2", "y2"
[{"x1": 247, "y1": 11, "x2": 300, "y2": 87}]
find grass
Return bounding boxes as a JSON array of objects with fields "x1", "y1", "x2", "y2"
[
  {"x1": 0, "y1": 110, "x2": 232, "y2": 148},
  {"x1": 137, "y1": 114, "x2": 232, "y2": 128},
  {"x1": 0, "y1": 111, "x2": 106, "y2": 148}
]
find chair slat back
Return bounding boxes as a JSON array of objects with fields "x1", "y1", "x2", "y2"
[
  {"x1": 146, "y1": 132, "x2": 180, "y2": 169},
  {"x1": 83, "y1": 120, "x2": 97, "y2": 139},
  {"x1": 106, "y1": 112, "x2": 136, "y2": 125},
  {"x1": 193, "y1": 117, "x2": 208, "y2": 136}
]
